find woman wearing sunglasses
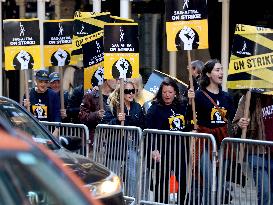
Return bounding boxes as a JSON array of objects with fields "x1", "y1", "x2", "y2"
[
  {"x1": 103, "y1": 80, "x2": 144, "y2": 197},
  {"x1": 104, "y1": 80, "x2": 144, "y2": 127},
  {"x1": 145, "y1": 77, "x2": 190, "y2": 204}
]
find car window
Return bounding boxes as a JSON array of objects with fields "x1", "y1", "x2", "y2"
[
  {"x1": 0, "y1": 151, "x2": 91, "y2": 205},
  {"x1": 0, "y1": 100, "x2": 59, "y2": 150}
]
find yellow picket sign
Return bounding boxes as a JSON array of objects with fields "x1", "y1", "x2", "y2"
[
  {"x1": 166, "y1": 19, "x2": 208, "y2": 51},
  {"x1": 43, "y1": 19, "x2": 73, "y2": 67},
  {"x1": 104, "y1": 53, "x2": 139, "y2": 79},
  {"x1": 3, "y1": 19, "x2": 41, "y2": 70}
]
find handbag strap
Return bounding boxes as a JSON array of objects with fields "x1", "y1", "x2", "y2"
[{"x1": 201, "y1": 90, "x2": 228, "y2": 122}]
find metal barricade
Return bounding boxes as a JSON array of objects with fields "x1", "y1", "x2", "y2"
[
  {"x1": 217, "y1": 138, "x2": 273, "y2": 205},
  {"x1": 138, "y1": 129, "x2": 217, "y2": 205},
  {"x1": 93, "y1": 124, "x2": 142, "y2": 198},
  {"x1": 124, "y1": 196, "x2": 136, "y2": 205},
  {"x1": 41, "y1": 121, "x2": 90, "y2": 157}
]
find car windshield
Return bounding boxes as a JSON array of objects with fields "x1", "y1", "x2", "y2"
[
  {"x1": 0, "y1": 151, "x2": 91, "y2": 205},
  {"x1": 0, "y1": 99, "x2": 59, "y2": 150}
]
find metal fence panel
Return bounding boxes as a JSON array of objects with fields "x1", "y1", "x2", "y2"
[
  {"x1": 124, "y1": 196, "x2": 136, "y2": 205},
  {"x1": 217, "y1": 138, "x2": 273, "y2": 205},
  {"x1": 93, "y1": 124, "x2": 142, "y2": 198},
  {"x1": 41, "y1": 121, "x2": 90, "y2": 157},
  {"x1": 138, "y1": 129, "x2": 217, "y2": 205}
]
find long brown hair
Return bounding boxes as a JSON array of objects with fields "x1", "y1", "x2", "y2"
[{"x1": 153, "y1": 77, "x2": 182, "y2": 106}]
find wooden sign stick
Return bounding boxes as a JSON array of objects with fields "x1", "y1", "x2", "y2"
[
  {"x1": 58, "y1": 66, "x2": 65, "y2": 110},
  {"x1": 239, "y1": 90, "x2": 251, "y2": 164},
  {"x1": 120, "y1": 78, "x2": 125, "y2": 126},
  {"x1": 187, "y1": 50, "x2": 197, "y2": 129},
  {"x1": 24, "y1": 70, "x2": 30, "y2": 112}
]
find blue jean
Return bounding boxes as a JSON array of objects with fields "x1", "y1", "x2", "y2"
[
  {"x1": 200, "y1": 149, "x2": 212, "y2": 204},
  {"x1": 200, "y1": 149, "x2": 228, "y2": 205},
  {"x1": 126, "y1": 142, "x2": 137, "y2": 197},
  {"x1": 248, "y1": 155, "x2": 273, "y2": 205}
]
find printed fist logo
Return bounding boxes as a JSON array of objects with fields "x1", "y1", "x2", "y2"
[
  {"x1": 91, "y1": 67, "x2": 104, "y2": 87},
  {"x1": 17, "y1": 50, "x2": 30, "y2": 70},
  {"x1": 169, "y1": 115, "x2": 185, "y2": 130},
  {"x1": 112, "y1": 57, "x2": 132, "y2": 79},
  {"x1": 32, "y1": 105, "x2": 47, "y2": 119},
  {"x1": 175, "y1": 26, "x2": 199, "y2": 50},
  {"x1": 168, "y1": 109, "x2": 185, "y2": 130},
  {"x1": 51, "y1": 48, "x2": 70, "y2": 66},
  {"x1": 36, "y1": 107, "x2": 44, "y2": 118},
  {"x1": 210, "y1": 100, "x2": 227, "y2": 124},
  {"x1": 13, "y1": 50, "x2": 34, "y2": 70}
]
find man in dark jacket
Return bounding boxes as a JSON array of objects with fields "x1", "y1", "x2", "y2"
[
  {"x1": 49, "y1": 71, "x2": 70, "y2": 122},
  {"x1": 78, "y1": 79, "x2": 118, "y2": 146}
]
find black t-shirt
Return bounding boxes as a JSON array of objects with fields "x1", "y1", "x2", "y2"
[
  {"x1": 195, "y1": 89, "x2": 235, "y2": 128},
  {"x1": 26, "y1": 88, "x2": 61, "y2": 122},
  {"x1": 29, "y1": 89, "x2": 50, "y2": 121},
  {"x1": 146, "y1": 102, "x2": 189, "y2": 131}
]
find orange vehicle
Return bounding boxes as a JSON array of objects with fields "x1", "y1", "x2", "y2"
[
  {"x1": 0, "y1": 121, "x2": 104, "y2": 205},
  {"x1": 0, "y1": 96, "x2": 125, "y2": 205}
]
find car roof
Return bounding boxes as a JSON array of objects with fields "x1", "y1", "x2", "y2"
[
  {"x1": 0, "y1": 126, "x2": 103, "y2": 205},
  {"x1": 0, "y1": 129, "x2": 30, "y2": 151}
]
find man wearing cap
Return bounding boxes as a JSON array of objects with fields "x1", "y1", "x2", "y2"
[
  {"x1": 23, "y1": 69, "x2": 61, "y2": 123},
  {"x1": 49, "y1": 72, "x2": 69, "y2": 121}
]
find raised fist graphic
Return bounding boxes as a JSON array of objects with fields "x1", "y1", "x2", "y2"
[
  {"x1": 54, "y1": 48, "x2": 68, "y2": 66},
  {"x1": 173, "y1": 118, "x2": 181, "y2": 129},
  {"x1": 36, "y1": 107, "x2": 44, "y2": 117},
  {"x1": 115, "y1": 58, "x2": 129, "y2": 79},
  {"x1": 16, "y1": 50, "x2": 30, "y2": 70},
  {"x1": 179, "y1": 26, "x2": 195, "y2": 50},
  {"x1": 94, "y1": 67, "x2": 104, "y2": 86}
]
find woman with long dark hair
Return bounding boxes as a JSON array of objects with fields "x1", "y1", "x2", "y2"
[
  {"x1": 145, "y1": 77, "x2": 190, "y2": 204},
  {"x1": 189, "y1": 59, "x2": 235, "y2": 204}
]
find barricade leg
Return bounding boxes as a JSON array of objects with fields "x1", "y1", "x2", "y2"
[
  {"x1": 139, "y1": 130, "x2": 217, "y2": 205},
  {"x1": 217, "y1": 138, "x2": 273, "y2": 205},
  {"x1": 200, "y1": 149, "x2": 212, "y2": 204}
]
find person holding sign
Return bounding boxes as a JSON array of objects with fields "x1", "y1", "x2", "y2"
[
  {"x1": 188, "y1": 59, "x2": 235, "y2": 204},
  {"x1": 232, "y1": 92, "x2": 273, "y2": 205},
  {"x1": 102, "y1": 80, "x2": 144, "y2": 197},
  {"x1": 23, "y1": 69, "x2": 61, "y2": 123},
  {"x1": 49, "y1": 72, "x2": 70, "y2": 121},
  {"x1": 103, "y1": 80, "x2": 144, "y2": 127},
  {"x1": 145, "y1": 77, "x2": 190, "y2": 204},
  {"x1": 79, "y1": 79, "x2": 118, "y2": 146}
]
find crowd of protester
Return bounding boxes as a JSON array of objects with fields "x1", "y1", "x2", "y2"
[{"x1": 21, "y1": 59, "x2": 273, "y2": 204}]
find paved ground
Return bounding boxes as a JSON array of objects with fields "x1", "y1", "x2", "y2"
[{"x1": 228, "y1": 163, "x2": 258, "y2": 205}]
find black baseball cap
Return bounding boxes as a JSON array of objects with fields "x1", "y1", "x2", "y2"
[
  {"x1": 49, "y1": 72, "x2": 60, "y2": 83},
  {"x1": 35, "y1": 70, "x2": 49, "y2": 81}
]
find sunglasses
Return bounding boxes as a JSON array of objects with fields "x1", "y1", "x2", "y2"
[{"x1": 124, "y1": 89, "x2": 136, "y2": 94}]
